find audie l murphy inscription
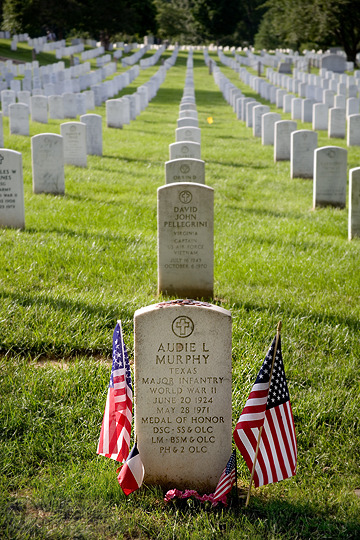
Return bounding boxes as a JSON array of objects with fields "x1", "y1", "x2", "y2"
[{"x1": 134, "y1": 300, "x2": 232, "y2": 491}]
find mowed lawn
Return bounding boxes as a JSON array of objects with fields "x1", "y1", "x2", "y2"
[{"x1": 1, "y1": 47, "x2": 360, "y2": 539}]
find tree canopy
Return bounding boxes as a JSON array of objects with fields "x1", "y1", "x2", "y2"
[{"x1": 0, "y1": 0, "x2": 359, "y2": 64}]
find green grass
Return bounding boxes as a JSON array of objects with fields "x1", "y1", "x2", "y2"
[{"x1": 0, "y1": 45, "x2": 360, "y2": 538}]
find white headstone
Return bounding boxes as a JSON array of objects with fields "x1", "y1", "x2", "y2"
[
  {"x1": 158, "y1": 182, "x2": 213, "y2": 298},
  {"x1": 106, "y1": 99, "x2": 130, "y2": 128},
  {"x1": 348, "y1": 167, "x2": 360, "y2": 239},
  {"x1": 262, "y1": 112, "x2": 281, "y2": 146},
  {"x1": 169, "y1": 142, "x2": 201, "y2": 160},
  {"x1": 290, "y1": 129, "x2": 318, "y2": 179},
  {"x1": 80, "y1": 114, "x2": 102, "y2": 156},
  {"x1": 60, "y1": 121, "x2": 87, "y2": 167},
  {"x1": 177, "y1": 117, "x2": 199, "y2": 128},
  {"x1": 31, "y1": 133, "x2": 65, "y2": 194},
  {"x1": 0, "y1": 149, "x2": 25, "y2": 229},
  {"x1": 9, "y1": 103, "x2": 29, "y2": 136},
  {"x1": 48, "y1": 95, "x2": 64, "y2": 119},
  {"x1": 313, "y1": 146, "x2": 347, "y2": 208},
  {"x1": 165, "y1": 159, "x2": 205, "y2": 185},
  {"x1": 253, "y1": 104, "x2": 270, "y2": 137},
  {"x1": 62, "y1": 92, "x2": 77, "y2": 118},
  {"x1": 175, "y1": 127, "x2": 201, "y2": 144},
  {"x1": 291, "y1": 98, "x2": 302, "y2": 120},
  {"x1": 1, "y1": 89, "x2": 16, "y2": 116},
  {"x1": 347, "y1": 114, "x2": 360, "y2": 146},
  {"x1": 312, "y1": 103, "x2": 328, "y2": 131},
  {"x1": 31, "y1": 95, "x2": 48, "y2": 123},
  {"x1": 274, "y1": 120, "x2": 297, "y2": 161},
  {"x1": 134, "y1": 299, "x2": 232, "y2": 491},
  {"x1": 328, "y1": 107, "x2": 346, "y2": 138}
]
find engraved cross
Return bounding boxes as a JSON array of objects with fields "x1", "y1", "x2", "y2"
[{"x1": 175, "y1": 317, "x2": 191, "y2": 336}]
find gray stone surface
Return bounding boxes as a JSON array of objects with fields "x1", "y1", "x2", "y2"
[
  {"x1": 60, "y1": 121, "x2": 87, "y2": 167},
  {"x1": 80, "y1": 113, "x2": 102, "y2": 155},
  {"x1": 169, "y1": 142, "x2": 201, "y2": 160},
  {"x1": 134, "y1": 299, "x2": 232, "y2": 491},
  {"x1": 313, "y1": 146, "x2": 347, "y2": 208},
  {"x1": 291, "y1": 129, "x2": 318, "y2": 179},
  {"x1": 0, "y1": 149, "x2": 25, "y2": 229},
  {"x1": 165, "y1": 158, "x2": 205, "y2": 185},
  {"x1": 348, "y1": 167, "x2": 360, "y2": 239},
  {"x1": 31, "y1": 133, "x2": 64, "y2": 194},
  {"x1": 157, "y1": 182, "x2": 213, "y2": 298}
]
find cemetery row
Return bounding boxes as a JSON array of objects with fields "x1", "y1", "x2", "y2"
[
  {"x1": 0, "y1": 48, "x2": 179, "y2": 231},
  {"x1": 206, "y1": 49, "x2": 360, "y2": 241}
]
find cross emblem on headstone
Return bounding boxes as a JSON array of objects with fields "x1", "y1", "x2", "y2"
[
  {"x1": 172, "y1": 316, "x2": 194, "y2": 338},
  {"x1": 0, "y1": 154, "x2": 4, "y2": 164}
]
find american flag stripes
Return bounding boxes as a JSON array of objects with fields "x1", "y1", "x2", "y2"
[
  {"x1": 97, "y1": 321, "x2": 133, "y2": 463},
  {"x1": 213, "y1": 450, "x2": 236, "y2": 501},
  {"x1": 233, "y1": 334, "x2": 297, "y2": 488}
]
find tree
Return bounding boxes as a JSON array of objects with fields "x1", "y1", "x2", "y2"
[{"x1": 154, "y1": 0, "x2": 197, "y2": 43}]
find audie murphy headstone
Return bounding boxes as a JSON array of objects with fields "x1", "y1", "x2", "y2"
[
  {"x1": 31, "y1": 134, "x2": 65, "y2": 194},
  {"x1": 0, "y1": 149, "x2": 25, "y2": 229},
  {"x1": 134, "y1": 299, "x2": 232, "y2": 491},
  {"x1": 158, "y1": 182, "x2": 213, "y2": 298},
  {"x1": 165, "y1": 158, "x2": 205, "y2": 185}
]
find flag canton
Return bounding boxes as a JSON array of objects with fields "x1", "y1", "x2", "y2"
[
  {"x1": 255, "y1": 336, "x2": 289, "y2": 410},
  {"x1": 110, "y1": 324, "x2": 133, "y2": 390},
  {"x1": 225, "y1": 451, "x2": 236, "y2": 474}
]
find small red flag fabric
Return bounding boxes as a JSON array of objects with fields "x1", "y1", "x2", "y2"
[{"x1": 118, "y1": 443, "x2": 144, "y2": 495}]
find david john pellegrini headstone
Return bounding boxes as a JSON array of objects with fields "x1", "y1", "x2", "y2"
[
  {"x1": 0, "y1": 149, "x2": 25, "y2": 229},
  {"x1": 134, "y1": 299, "x2": 232, "y2": 491},
  {"x1": 157, "y1": 182, "x2": 213, "y2": 298}
]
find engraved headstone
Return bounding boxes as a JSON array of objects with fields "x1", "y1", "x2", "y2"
[
  {"x1": 48, "y1": 95, "x2": 64, "y2": 119},
  {"x1": 9, "y1": 103, "x2": 29, "y2": 136},
  {"x1": 31, "y1": 133, "x2": 65, "y2": 194},
  {"x1": 253, "y1": 104, "x2": 270, "y2": 138},
  {"x1": 165, "y1": 159, "x2": 205, "y2": 185},
  {"x1": 60, "y1": 121, "x2": 87, "y2": 167},
  {"x1": 328, "y1": 107, "x2": 346, "y2": 138},
  {"x1": 348, "y1": 167, "x2": 360, "y2": 239},
  {"x1": 262, "y1": 112, "x2": 281, "y2": 146},
  {"x1": 31, "y1": 95, "x2": 48, "y2": 123},
  {"x1": 175, "y1": 127, "x2": 201, "y2": 144},
  {"x1": 134, "y1": 299, "x2": 232, "y2": 491},
  {"x1": 169, "y1": 142, "x2": 201, "y2": 160},
  {"x1": 291, "y1": 130, "x2": 318, "y2": 179},
  {"x1": 158, "y1": 183, "x2": 213, "y2": 298},
  {"x1": 347, "y1": 114, "x2": 360, "y2": 146},
  {"x1": 0, "y1": 150, "x2": 25, "y2": 229},
  {"x1": 312, "y1": 103, "x2": 328, "y2": 131},
  {"x1": 274, "y1": 120, "x2": 297, "y2": 161},
  {"x1": 80, "y1": 113, "x2": 102, "y2": 156},
  {"x1": 313, "y1": 146, "x2": 347, "y2": 208},
  {"x1": 177, "y1": 117, "x2": 199, "y2": 128}
]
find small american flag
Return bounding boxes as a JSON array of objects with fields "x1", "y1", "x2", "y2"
[
  {"x1": 213, "y1": 450, "x2": 236, "y2": 501},
  {"x1": 233, "y1": 334, "x2": 297, "y2": 488},
  {"x1": 97, "y1": 321, "x2": 133, "y2": 463}
]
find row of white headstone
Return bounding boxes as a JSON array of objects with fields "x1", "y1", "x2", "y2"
[
  {"x1": 208, "y1": 51, "x2": 360, "y2": 241},
  {"x1": 105, "y1": 48, "x2": 179, "y2": 129},
  {"x1": 158, "y1": 50, "x2": 214, "y2": 300}
]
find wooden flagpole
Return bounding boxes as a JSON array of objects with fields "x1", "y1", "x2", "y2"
[{"x1": 245, "y1": 321, "x2": 282, "y2": 507}]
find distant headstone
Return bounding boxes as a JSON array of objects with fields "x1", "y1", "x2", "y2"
[
  {"x1": 1, "y1": 89, "x2": 16, "y2": 116},
  {"x1": 165, "y1": 158, "x2": 205, "y2": 185},
  {"x1": 278, "y1": 62, "x2": 292, "y2": 74},
  {"x1": 177, "y1": 117, "x2": 199, "y2": 128},
  {"x1": 134, "y1": 299, "x2": 232, "y2": 491},
  {"x1": 60, "y1": 121, "x2": 87, "y2": 167},
  {"x1": 328, "y1": 107, "x2": 346, "y2": 138},
  {"x1": 262, "y1": 112, "x2": 281, "y2": 146},
  {"x1": 31, "y1": 95, "x2": 48, "y2": 123},
  {"x1": 9, "y1": 103, "x2": 29, "y2": 136},
  {"x1": 312, "y1": 103, "x2": 328, "y2": 131},
  {"x1": 274, "y1": 120, "x2": 297, "y2": 161},
  {"x1": 157, "y1": 182, "x2": 213, "y2": 298},
  {"x1": 80, "y1": 113, "x2": 102, "y2": 156},
  {"x1": 48, "y1": 95, "x2": 64, "y2": 119},
  {"x1": 291, "y1": 130, "x2": 318, "y2": 179},
  {"x1": 62, "y1": 92, "x2": 77, "y2": 118},
  {"x1": 169, "y1": 142, "x2": 201, "y2": 160},
  {"x1": 253, "y1": 104, "x2": 270, "y2": 137},
  {"x1": 321, "y1": 54, "x2": 347, "y2": 73},
  {"x1": 291, "y1": 98, "x2": 302, "y2": 120},
  {"x1": 106, "y1": 99, "x2": 130, "y2": 128},
  {"x1": 348, "y1": 167, "x2": 360, "y2": 239},
  {"x1": 31, "y1": 133, "x2": 65, "y2": 194},
  {"x1": 0, "y1": 149, "x2": 25, "y2": 229},
  {"x1": 175, "y1": 127, "x2": 201, "y2": 144},
  {"x1": 313, "y1": 146, "x2": 347, "y2": 208},
  {"x1": 347, "y1": 114, "x2": 360, "y2": 146}
]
